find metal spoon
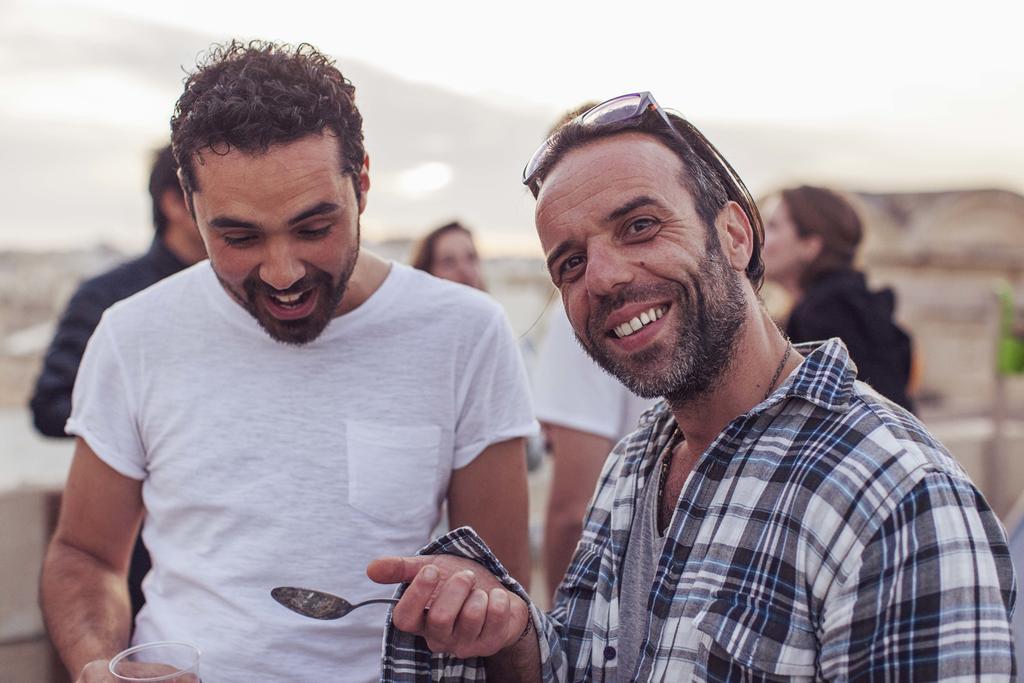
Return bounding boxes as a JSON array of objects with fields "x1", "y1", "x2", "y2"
[{"x1": 271, "y1": 586, "x2": 398, "y2": 620}]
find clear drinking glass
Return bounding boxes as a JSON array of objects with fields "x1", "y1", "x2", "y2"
[{"x1": 108, "y1": 641, "x2": 201, "y2": 682}]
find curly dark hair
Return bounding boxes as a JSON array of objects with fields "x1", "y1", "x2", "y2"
[
  {"x1": 526, "y1": 107, "x2": 765, "y2": 290},
  {"x1": 170, "y1": 40, "x2": 364, "y2": 200}
]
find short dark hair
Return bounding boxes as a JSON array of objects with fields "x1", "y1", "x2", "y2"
[
  {"x1": 410, "y1": 221, "x2": 474, "y2": 274},
  {"x1": 170, "y1": 40, "x2": 364, "y2": 201},
  {"x1": 781, "y1": 185, "x2": 863, "y2": 288},
  {"x1": 548, "y1": 101, "x2": 600, "y2": 136},
  {"x1": 148, "y1": 144, "x2": 180, "y2": 235},
  {"x1": 528, "y1": 109, "x2": 765, "y2": 289}
]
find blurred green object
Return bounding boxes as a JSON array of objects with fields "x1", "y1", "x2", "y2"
[{"x1": 997, "y1": 283, "x2": 1024, "y2": 375}]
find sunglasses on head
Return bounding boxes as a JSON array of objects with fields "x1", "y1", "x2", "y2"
[
  {"x1": 522, "y1": 92, "x2": 669, "y2": 188},
  {"x1": 521, "y1": 92, "x2": 756, "y2": 219}
]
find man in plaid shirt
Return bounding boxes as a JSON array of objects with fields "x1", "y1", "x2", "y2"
[{"x1": 369, "y1": 94, "x2": 1016, "y2": 681}]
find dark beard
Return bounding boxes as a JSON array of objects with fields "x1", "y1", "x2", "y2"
[
  {"x1": 242, "y1": 265, "x2": 351, "y2": 345},
  {"x1": 219, "y1": 241, "x2": 359, "y2": 346},
  {"x1": 577, "y1": 236, "x2": 747, "y2": 406}
]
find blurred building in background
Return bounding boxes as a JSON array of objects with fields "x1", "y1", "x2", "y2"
[{"x1": 760, "y1": 188, "x2": 1024, "y2": 515}]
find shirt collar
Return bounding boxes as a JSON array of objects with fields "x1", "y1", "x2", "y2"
[
  {"x1": 636, "y1": 337, "x2": 859, "y2": 442},
  {"x1": 774, "y1": 338, "x2": 858, "y2": 413}
]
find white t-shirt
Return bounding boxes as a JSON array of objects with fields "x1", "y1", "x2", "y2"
[
  {"x1": 67, "y1": 260, "x2": 536, "y2": 682},
  {"x1": 533, "y1": 304, "x2": 656, "y2": 442}
]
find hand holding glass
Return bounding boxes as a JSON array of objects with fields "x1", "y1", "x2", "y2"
[{"x1": 108, "y1": 641, "x2": 200, "y2": 682}]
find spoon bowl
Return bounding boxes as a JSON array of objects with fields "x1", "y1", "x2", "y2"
[{"x1": 271, "y1": 586, "x2": 397, "y2": 620}]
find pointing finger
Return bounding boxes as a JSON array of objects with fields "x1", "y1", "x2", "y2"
[{"x1": 367, "y1": 556, "x2": 434, "y2": 585}]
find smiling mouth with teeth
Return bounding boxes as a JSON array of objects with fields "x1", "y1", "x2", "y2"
[
  {"x1": 612, "y1": 306, "x2": 667, "y2": 339},
  {"x1": 269, "y1": 290, "x2": 312, "y2": 308}
]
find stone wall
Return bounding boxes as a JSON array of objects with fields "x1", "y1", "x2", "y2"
[{"x1": 857, "y1": 189, "x2": 1024, "y2": 416}]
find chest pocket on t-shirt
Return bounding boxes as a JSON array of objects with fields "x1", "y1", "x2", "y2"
[
  {"x1": 346, "y1": 421, "x2": 443, "y2": 525},
  {"x1": 691, "y1": 592, "x2": 818, "y2": 682}
]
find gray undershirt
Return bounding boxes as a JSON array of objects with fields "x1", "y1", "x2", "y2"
[{"x1": 617, "y1": 449, "x2": 670, "y2": 679}]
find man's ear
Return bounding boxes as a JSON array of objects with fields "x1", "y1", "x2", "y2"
[
  {"x1": 716, "y1": 201, "x2": 754, "y2": 272},
  {"x1": 357, "y1": 154, "x2": 370, "y2": 214},
  {"x1": 160, "y1": 188, "x2": 191, "y2": 226},
  {"x1": 176, "y1": 169, "x2": 197, "y2": 220}
]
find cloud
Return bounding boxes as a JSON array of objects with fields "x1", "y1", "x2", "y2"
[{"x1": 2, "y1": 0, "x2": 1022, "y2": 254}]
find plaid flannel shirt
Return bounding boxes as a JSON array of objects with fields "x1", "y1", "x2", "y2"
[{"x1": 380, "y1": 339, "x2": 1016, "y2": 681}]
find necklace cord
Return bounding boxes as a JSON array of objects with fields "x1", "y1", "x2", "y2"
[{"x1": 764, "y1": 344, "x2": 792, "y2": 402}]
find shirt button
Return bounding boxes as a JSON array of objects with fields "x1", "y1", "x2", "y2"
[{"x1": 603, "y1": 646, "x2": 616, "y2": 660}]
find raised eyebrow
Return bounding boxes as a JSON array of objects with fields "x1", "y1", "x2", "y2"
[
  {"x1": 606, "y1": 195, "x2": 664, "y2": 222},
  {"x1": 545, "y1": 241, "x2": 575, "y2": 274},
  {"x1": 544, "y1": 196, "x2": 664, "y2": 272},
  {"x1": 288, "y1": 201, "x2": 340, "y2": 226}
]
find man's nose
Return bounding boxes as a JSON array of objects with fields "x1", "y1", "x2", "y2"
[
  {"x1": 584, "y1": 242, "x2": 634, "y2": 297},
  {"x1": 260, "y1": 243, "x2": 305, "y2": 291}
]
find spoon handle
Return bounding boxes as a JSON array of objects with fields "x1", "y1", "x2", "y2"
[{"x1": 353, "y1": 598, "x2": 399, "y2": 608}]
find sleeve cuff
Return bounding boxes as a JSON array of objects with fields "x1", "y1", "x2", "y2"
[
  {"x1": 406, "y1": 526, "x2": 529, "y2": 601},
  {"x1": 63, "y1": 421, "x2": 146, "y2": 480},
  {"x1": 454, "y1": 420, "x2": 541, "y2": 470},
  {"x1": 380, "y1": 526, "x2": 556, "y2": 682}
]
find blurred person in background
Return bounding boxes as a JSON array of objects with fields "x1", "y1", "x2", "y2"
[
  {"x1": 411, "y1": 219, "x2": 549, "y2": 482},
  {"x1": 28, "y1": 144, "x2": 205, "y2": 622},
  {"x1": 30, "y1": 145, "x2": 205, "y2": 438},
  {"x1": 410, "y1": 220, "x2": 486, "y2": 290},
  {"x1": 763, "y1": 185, "x2": 915, "y2": 411},
  {"x1": 39, "y1": 40, "x2": 533, "y2": 683}
]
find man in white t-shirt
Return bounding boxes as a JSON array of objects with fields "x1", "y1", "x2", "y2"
[
  {"x1": 533, "y1": 304, "x2": 655, "y2": 597},
  {"x1": 39, "y1": 40, "x2": 535, "y2": 683}
]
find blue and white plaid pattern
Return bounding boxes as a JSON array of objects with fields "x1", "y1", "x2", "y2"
[{"x1": 381, "y1": 340, "x2": 1016, "y2": 681}]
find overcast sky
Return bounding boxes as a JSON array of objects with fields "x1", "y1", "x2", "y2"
[{"x1": 3, "y1": 0, "x2": 1023, "y2": 255}]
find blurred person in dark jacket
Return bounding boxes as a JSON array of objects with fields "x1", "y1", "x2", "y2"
[
  {"x1": 28, "y1": 144, "x2": 205, "y2": 618},
  {"x1": 763, "y1": 185, "x2": 915, "y2": 411}
]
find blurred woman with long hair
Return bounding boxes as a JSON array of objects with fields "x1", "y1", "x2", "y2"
[
  {"x1": 410, "y1": 221, "x2": 486, "y2": 291},
  {"x1": 763, "y1": 185, "x2": 915, "y2": 411}
]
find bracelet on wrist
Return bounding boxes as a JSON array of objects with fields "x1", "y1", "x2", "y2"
[{"x1": 513, "y1": 614, "x2": 533, "y2": 646}]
